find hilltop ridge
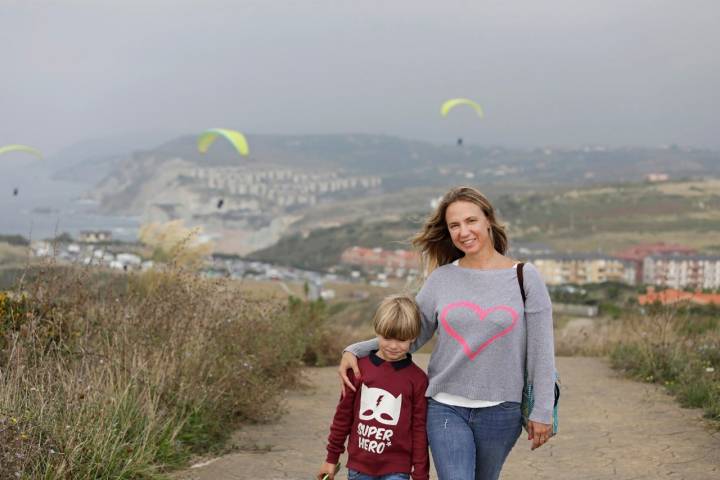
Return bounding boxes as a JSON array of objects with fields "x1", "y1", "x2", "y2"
[{"x1": 81, "y1": 133, "x2": 720, "y2": 255}]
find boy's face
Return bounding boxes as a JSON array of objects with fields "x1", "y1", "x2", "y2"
[{"x1": 377, "y1": 335, "x2": 414, "y2": 362}]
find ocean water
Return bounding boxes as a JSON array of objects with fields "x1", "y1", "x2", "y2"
[{"x1": 0, "y1": 160, "x2": 140, "y2": 242}]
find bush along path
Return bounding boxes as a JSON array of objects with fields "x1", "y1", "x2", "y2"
[
  {"x1": 175, "y1": 354, "x2": 720, "y2": 480},
  {"x1": 0, "y1": 266, "x2": 346, "y2": 479}
]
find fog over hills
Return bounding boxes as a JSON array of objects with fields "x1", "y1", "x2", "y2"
[
  {"x1": 4, "y1": 129, "x2": 720, "y2": 253},
  {"x1": 76, "y1": 132, "x2": 720, "y2": 254},
  {"x1": 92, "y1": 133, "x2": 720, "y2": 196},
  {"x1": 4, "y1": 2, "x2": 720, "y2": 151}
]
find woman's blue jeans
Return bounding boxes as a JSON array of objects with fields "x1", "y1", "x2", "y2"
[{"x1": 426, "y1": 398, "x2": 522, "y2": 480}]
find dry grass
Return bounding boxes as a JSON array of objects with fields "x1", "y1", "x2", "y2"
[
  {"x1": 0, "y1": 262, "x2": 335, "y2": 479},
  {"x1": 554, "y1": 316, "x2": 627, "y2": 357},
  {"x1": 553, "y1": 305, "x2": 720, "y2": 424},
  {"x1": 0, "y1": 242, "x2": 30, "y2": 266},
  {"x1": 654, "y1": 178, "x2": 720, "y2": 197},
  {"x1": 548, "y1": 231, "x2": 720, "y2": 253},
  {"x1": 233, "y1": 279, "x2": 306, "y2": 299},
  {"x1": 139, "y1": 220, "x2": 214, "y2": 269},
  {"x1": 609, "y1": 306, "x2": 720, "y2": 422},
  {"x1": 562, "y1": 179, "x2": 720, "y2": 200}
]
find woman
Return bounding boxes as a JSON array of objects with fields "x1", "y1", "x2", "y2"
[{"x1": 338, "y1": 186, "x2": 556, "y2": 480}]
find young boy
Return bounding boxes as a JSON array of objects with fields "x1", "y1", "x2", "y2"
[{"x1": 317, "y1": 294, "x2": 429, "y2": 480}]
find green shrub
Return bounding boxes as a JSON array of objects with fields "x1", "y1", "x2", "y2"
[
  {"x1": 674, "y1": 377, "x2": 714, "y2": 410},
  {"x1": 0, "y1": 263, "x2": 338, "y2": 479},
  {"x1": 287, "y1": 296, "x2": 357, "y2": 367},
  {"x1": 678, "y1": 315, "x2": 719, "y2": 336},
  {"x1": 599, "y1": 302, "x2": 622, "y2": 319},
  {"x1": 609, "y1": 308, "x2": 720, "y2": 427},
  {"x1": 0, "y1": 234, "x2": 29, "y2": 246}
]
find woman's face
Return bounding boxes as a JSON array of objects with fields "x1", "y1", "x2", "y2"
[{"x1": 445, "y1": 200, "x2": 491, "y2": 256}]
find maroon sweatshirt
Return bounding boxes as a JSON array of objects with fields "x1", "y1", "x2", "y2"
[{"x1": 325, "y1": 351, "x2": 429, "y2": 480}]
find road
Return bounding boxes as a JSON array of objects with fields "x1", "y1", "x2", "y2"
[{"x1": 174, "y1": 355, "x2": 720, "y2": 480}]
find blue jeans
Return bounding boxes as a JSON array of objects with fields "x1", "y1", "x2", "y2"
[
  {"x1": 426, "y1": 398, "x2": 522, "y2": 480},
  {"x1": 347, "y1": 469, "x2": 409, "y2": 480}
]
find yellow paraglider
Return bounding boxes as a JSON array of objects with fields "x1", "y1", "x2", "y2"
[
  {"x1": 0, "y1": 144, "x2": 43, "y2": 159},
  {"x1": 440, "y1": 98, "x2": 484, "y2": 118},
  {"x1": 197, "y1": 129, "x2": 249, "y2": 157}
]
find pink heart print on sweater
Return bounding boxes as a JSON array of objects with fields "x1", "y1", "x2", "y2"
[{"x1": 440, "y1": 301, "x2": 519, "y2": 360}]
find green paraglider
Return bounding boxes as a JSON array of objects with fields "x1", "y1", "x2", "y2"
[
  {"x1": 197, "y1": 129, "x2": 249, "y2": 157},
  {"x1": 0, "y1": 144, "x2": 43, "y2": 159},
  {"x1": 440, "y1": 98, "x2": 484, "y2": 118}
]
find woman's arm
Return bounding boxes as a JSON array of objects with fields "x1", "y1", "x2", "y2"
[
  {"x1": 408, "y1": 309, "x2": 437, "y2": 354},
  {"x1": 409, "y1": 272, "x2": 439, "y2": 353},
  {"x1": 523, "y1": 263, "x2": 556, "y2": 425},
  {"x1": 338, "y1": 339, "x2": 378, "y2": 395},
  {"x1": 344, "y1": 337, "x2": 379, "y2": 358}
]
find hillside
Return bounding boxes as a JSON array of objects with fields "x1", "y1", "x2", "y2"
[
  {"x1": 50, "y1": 130, "x2": 180, "y2": 184},
  {"x1": 250, "y1": 178, "x2": 720, "y2": 271},
  {"x1": 249, "y1": 218, "x2": 421, "y2": 270},
  {"x1": 85, "y1": 133, "x2": 720, "y2": 255},
  {"x1": 91, "y1": 134, "x2": 720, "y2": 217},
  {"x1": 504, "y1": 178, "x2": 720, "y2": 252}
]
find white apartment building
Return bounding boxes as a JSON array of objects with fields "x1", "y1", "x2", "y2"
[
  {"x1": 187, "y1": 166, "x2": 380, "y2": 208},
  {"x1": 643, "y1": 254, "x2": 720, "y2": 289}
]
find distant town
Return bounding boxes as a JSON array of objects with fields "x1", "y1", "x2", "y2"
[
  {"x1": 340, "y1": 242, "x2": 720, "y2": 291},
  {"x1": 26, "y1": 228, "x2": 720, "y2": 308}
]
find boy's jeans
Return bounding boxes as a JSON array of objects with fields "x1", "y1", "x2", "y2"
[
  {"x1": 347, "y1": 470, "x2": 409, "y2": 480},
  {"x1": 426, "y1": 398, "x2": 522, "y2": 480}
]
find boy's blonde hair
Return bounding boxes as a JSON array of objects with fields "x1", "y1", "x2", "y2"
[{"x1": 372, "y1": 294, "x2": 421, "y2": 341}]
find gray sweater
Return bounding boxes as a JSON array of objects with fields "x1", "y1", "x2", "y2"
[{"x1": 346, "y1": 262, "x2": 556, "y2": 424}]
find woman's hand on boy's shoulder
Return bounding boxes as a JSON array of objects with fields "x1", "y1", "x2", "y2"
[{"x1": 338, "y1": 351, "x2": 361, "y2": 398}]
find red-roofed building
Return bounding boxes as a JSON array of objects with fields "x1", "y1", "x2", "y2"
[
  {"x1": 615, "y1": 242, "x2": 697, "y2": 284},
  {"x1": 638, "y1": 287, "x2": 693, "y2": 305},
  {"x1": 638, "y1": 286, "x2": 720, "y2": 306}
]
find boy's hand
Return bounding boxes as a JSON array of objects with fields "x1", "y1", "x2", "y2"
[
  {"x1": 338, "y1": 351, "x2": 360, "y2": 397},
  {"x1": 317, "y1": 461, "x2": 338, "y2": 480}
]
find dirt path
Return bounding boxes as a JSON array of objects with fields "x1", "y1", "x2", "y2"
[{"x1": 175, "y1": 355, "x2": 720, "y2": 480}]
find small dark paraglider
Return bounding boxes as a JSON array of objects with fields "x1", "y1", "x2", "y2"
[
  {"x1": 457, "y1": 137, "x2": 463, "y2": 146},
  {"x1": 13, "y1": 188, "x2": 18, "y2": 196},
  {"x1": 217, "y1": 199, "x2": 224, "y2": 209}
]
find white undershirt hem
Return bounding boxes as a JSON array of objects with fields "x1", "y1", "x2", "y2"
[{"x1": 432, "y1": 392, "x2": 503, "y2": 408}]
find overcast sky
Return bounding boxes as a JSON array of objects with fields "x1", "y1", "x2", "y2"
[{"x1": 2, "y1": 0, "x2": 719, "y2": 154}]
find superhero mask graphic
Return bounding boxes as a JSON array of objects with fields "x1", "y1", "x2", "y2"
[{"x1": 359, "y1": 384, "x2": 402, "y2": 426}]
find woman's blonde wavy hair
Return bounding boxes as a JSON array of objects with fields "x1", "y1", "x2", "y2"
[{"x1": 411, "y1": 186, "x2": 508, "y2": 277}]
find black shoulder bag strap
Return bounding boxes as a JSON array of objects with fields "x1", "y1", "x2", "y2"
[
  {"x1": 518, "y1": 262, "x2": 561, "y2": 411},
  {"x1": 517, "y1": 262, "x2": 530, "y2": 397},
  {"x1": 517, "y1": 262, "x2": 526, "y2": 302}
]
